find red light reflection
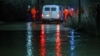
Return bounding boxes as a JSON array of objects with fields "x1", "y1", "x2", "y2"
[
  {"x1": 56, "y1": 24, "x2": 62, "y2": 56},
  {"x1": 40, "y1": 24, "x2": 46, "y2": 56}
]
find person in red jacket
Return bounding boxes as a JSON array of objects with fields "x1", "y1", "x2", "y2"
[
  {"x1": 69, "y1": 8, "x2": 74, "y2": 19},
  {"x1": 63, "y1": 7, "x2": 69, "y2": 21},
  {"x1": 31, "y1": 7, "x2": 37, "y2": 21}
]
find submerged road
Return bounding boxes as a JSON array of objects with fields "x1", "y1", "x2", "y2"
[{"x1": 0, "y1": 22, "x2": 100, "y2": 56}]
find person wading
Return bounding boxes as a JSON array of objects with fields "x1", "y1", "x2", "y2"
[
  {"x1": 31, "y1": 7, "x2": 37, "y2": 21},
  {"x1": 63, "y1": 7, "x2": 69, "y2": 22}
]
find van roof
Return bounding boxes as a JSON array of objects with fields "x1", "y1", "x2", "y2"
[{"x1": 43, "y1": 5, "x2": 61, "y2": 7}]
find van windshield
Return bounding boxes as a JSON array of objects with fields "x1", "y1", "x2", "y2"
[
  {"x1": 51, "y1": 8, "x2": 56, "y2": 11},
  {"x1": 45, "y1": 7, "x2": 50, "y2": 11}
]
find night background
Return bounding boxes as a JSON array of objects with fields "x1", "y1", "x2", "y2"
[
  {"x1": 0, "y1": 0, "x2": 100, "y2": 56},
  {"x1": 0, "y1": 0, "x2": 100, "y2": 34}
]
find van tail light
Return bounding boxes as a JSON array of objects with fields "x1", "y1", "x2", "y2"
[
  {"x1": 57, "y1": 13, "x2": 60, "y2": 19},
  {"x1": 42, "y1": 14, "x2": 44, "y2": 18}
]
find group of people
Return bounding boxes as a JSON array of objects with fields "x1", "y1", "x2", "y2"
[
  {"x1": 63, "y1": 6, "x2": 85, "y2": 22},
  {"x1": 63, "y1": 7, "x2": 75, "y2": 21},
  {"x1": 27, "y1": 5, "x2": 82, "y2": 22},
  {"x1": 29, "y1": 6, "x2": 75, "y2": 22}
]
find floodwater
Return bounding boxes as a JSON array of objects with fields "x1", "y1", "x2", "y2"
[{"x1": 0, "y1": 22, "x2": 100, "y2": 56}]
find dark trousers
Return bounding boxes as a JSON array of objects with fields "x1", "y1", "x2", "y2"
[{"x1": 27, "y1": 14, "x2": 32, "y2": 21}]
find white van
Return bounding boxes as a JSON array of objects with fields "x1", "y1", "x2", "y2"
[{"x1": 42, "y1": 5, "x2": 63, "y2": 22}]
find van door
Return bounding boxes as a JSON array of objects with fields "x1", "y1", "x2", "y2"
[
  {"x1": 51, "y1": 7, "x2": 58, "y2": 19},
  {"x1": 43, "y1": 7, "x2": 50, "y2": 19}
]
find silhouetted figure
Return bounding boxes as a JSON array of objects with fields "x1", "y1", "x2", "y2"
[
  {"x1": 27, "y1": 5, "x2": 32, "y2": 21},
  {"x1": 69, "y1": 8, "x2": 75, "y2": 19}
]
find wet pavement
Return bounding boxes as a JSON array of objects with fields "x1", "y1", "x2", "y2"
[{"x1": 0, "y1": 22, "x2": 100, "y2": 56}]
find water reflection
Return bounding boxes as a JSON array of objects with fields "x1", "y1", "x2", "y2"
[
  {"x1": 1, "y1": 22, "x2": 100, "y2": 56},
  {"x1": 30, "y1": 23, "x2": 76, "y2": 56},
  {"x1": 39, "y1": 24, "x2": 62, "y2": 56},
  {"x1": 26, "y1": 22, "x2": 33, "y2": 56},
  {"x1": 56, "y1": 24, "x2": 62, "y2": 56},
  {"x1": 40, "y1": 24, "x2": 46, "y2": 56},
  {"x1": 69, "y1": 29, "x2": 75, "y2": 56}
]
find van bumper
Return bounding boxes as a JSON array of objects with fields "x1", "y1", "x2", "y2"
[{"x1": 42, "y1": 18, "x2": 63, "y2": 23}]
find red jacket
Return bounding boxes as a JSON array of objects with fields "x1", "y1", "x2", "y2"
[
  {"x1": 63, "y1": 9, "x2": 69, "y2": 16},
  {"x1": 31, "y1": 8, "x2": 36, "y2": 15},
  {"x1": 69, "y1": 8, "x2": 74, "y2": 17}
]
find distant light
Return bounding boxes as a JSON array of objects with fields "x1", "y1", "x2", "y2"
[
  {"x1": 70, "y1": 8, "x2": 74, "y2": 11},
  {"x1": 28, "y1": 5, "x2": 31, "y2": 9}
]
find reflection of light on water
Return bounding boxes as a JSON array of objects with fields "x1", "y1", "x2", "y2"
[
  {"x1": 26, "y1": 22, "x2": 33, "y2": 56},
  {"x1": 40, "y1": 24, "x2": 46, "y2": 56},
  {"x1": 56, "y1": 24, "x2": 62, "y2": 56},
  {"x1": 70, "y1": 29, "x2": 75, "y2": 56}
]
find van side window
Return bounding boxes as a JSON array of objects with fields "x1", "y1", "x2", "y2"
[
  {"x1": 45, "y1": 7, "x2": 50, "y2": 11},
  {"x1": 51, "y1": 8, "x2": 56, "y2": 11}
]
